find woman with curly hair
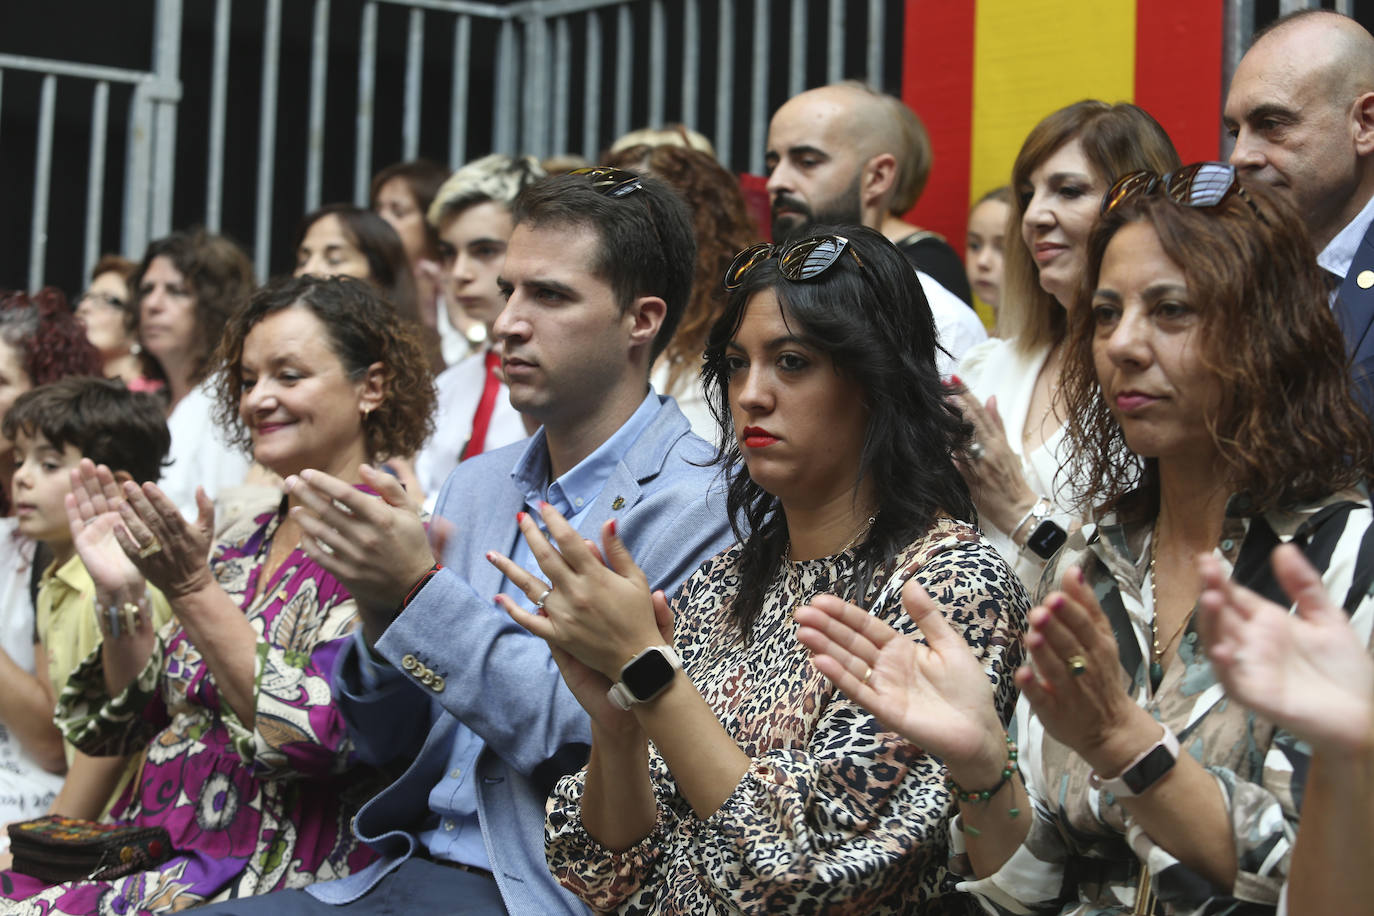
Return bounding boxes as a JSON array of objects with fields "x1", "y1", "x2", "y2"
[
  {"x1": 132, "y1": 229, "x2": 257, "y2": 518},
  {"x1": 494, "y1": 227, "x2": 1027, "y2": 914},
  {"x1": 0, "y1": 275, "x2": 437, "y2": 913},
  {"x1": 603, "y1": 143, "x2": 760, "y2": 440},
  {"x1": 800, "y1": 168, "x2": 1374, "y2": 914}
]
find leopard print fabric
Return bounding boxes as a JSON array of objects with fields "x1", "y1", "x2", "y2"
[{"x1": 546, "y1": 516, "x2": 1029, "y2": 915}]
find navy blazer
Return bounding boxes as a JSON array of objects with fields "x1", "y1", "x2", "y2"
[
  {"x1": 1336, "y1": 217, "x2": 1374, "y2": 421},
  {"x1": 309, "y1": 396, "x2": 735, "y2": 914}
]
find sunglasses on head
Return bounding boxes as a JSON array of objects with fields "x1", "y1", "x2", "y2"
[
  {"x1": 568, "y1": 166, "x2": 644, "y2": 198},
  {"x1": 1100, "y1": 161, "x2": 1266, "y2": 222},
  {"x1": 723, "y1": 235, "x2": 862, "y2": 291}
]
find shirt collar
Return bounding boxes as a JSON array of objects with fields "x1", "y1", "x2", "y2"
[
  {"x1": 44, "y1": 551, "x2": 88, "y2": 594},
  {"x1": 1318, "y1": 191, "x2": 1374, "y2": 279},
  {"x1": 510, "y1": 388, "x2": 662, "y2": 512}
]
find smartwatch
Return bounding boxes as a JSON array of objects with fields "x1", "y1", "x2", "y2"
[
  {"x1": 1090, "y1": 725, "x2": 1179, "y2": 798},
  {"x1": 1026, "y1": 518, "x2": 1069, "y2": 560},
  {"x1": 607, "y1": 645, "x2": 682, "y2": 710}
]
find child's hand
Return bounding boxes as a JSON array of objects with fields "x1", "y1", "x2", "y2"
[{"x1": 65, "y1": 460, "x2": 145, "y2": 603}]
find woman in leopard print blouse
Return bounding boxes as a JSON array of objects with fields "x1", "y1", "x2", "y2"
[{"x1": 490, "y1": 226, "x2": 1029, "y2": 915}]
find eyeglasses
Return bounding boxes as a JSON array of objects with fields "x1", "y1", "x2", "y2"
[
  {"x1": 1100, "y1": 161, "x2": 1265, "y2": 222},
  {"x1": 723, "y1": 235, "x2": 861, "y2": 291},
  {"x1": 568, "y1": 166, "x2": 643, "y2": 198},
  {"x1": 76, "y1": 290, "x2": 128, "y2": 311}
]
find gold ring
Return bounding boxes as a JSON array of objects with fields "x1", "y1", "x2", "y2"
[
  {"x1": 1066, "y1": 653, "x2": 1087, "y2": 677},
  {"x1": 861, "y1": 666, "x2": 873, "y2": 685},
  {"x1": 137, "y1": 539, "x2": 163, "y2": 559}
]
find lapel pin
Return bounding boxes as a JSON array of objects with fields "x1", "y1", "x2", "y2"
[
  {"x1": 1358, "y1": 270, "x2": 1374, "y2": 290},
  {"x1": 611, "y1": 496, "x2": 625, "y2": 510}
]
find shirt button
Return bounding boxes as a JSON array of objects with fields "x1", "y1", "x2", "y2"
[
  {"x1": 1220, "y1": 539, "x2": 1235, "y2": 551},
  {"x1": 443, "y1": 820, "x2": 455, "y2": 831},
  {"x1": 574, "y1": 497, "x2": 584, "y2": 507},
  {"x1": 449, "y1": 768, "x2": 462, "y2": 779}
]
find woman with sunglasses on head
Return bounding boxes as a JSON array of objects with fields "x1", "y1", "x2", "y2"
[
  {"x1": 952, "y1": 102, "x2": 1178, "y2": 591},
  {"x1": 798, "y1": 168, "x2": 1374, "y2": 915},
  {"x1": 488, "y1": 227, "x2": 1028, "y2": 915}
]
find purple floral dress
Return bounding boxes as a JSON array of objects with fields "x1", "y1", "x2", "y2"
[{"x1": 0, "y1": 497, "x2": 377, "y2": 914}]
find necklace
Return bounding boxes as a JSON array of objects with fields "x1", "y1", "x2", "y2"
[
  {"x1": 782, "y1": 514, "x2": 877, "y2": 565},
  {"x1": 1147, "y1": 520, "x2": 1193, "y2": 690}
]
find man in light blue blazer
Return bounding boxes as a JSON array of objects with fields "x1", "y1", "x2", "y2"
[{"x1": 201, "y1": 172, "x2": 734, "y2": 914}]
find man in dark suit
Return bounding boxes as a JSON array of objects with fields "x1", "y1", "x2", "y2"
[
  {"x1": 1225, "y1": 9, "x2": 1374, "y2": 415},
  {"x1": 198, "y1": 172, "x2": 734, "y2": 914}
]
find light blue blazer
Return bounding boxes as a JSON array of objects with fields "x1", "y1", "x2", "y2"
[{"x1": 309, "y1": 396, "x2": 735, "y2": 915}]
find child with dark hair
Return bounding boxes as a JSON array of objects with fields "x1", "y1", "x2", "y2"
[{"x1": 4, "y1": 377, "x2": 174, "y2": 821}]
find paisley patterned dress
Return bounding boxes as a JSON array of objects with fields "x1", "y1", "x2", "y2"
[
  {"x1": 0, "y1": 497, "x2": 378, "y2": 914},
  {"x1": 546, "y1": 517, "x2": 1029, "y2": 915}
]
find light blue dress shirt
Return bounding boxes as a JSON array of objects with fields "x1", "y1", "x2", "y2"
[{"x1": 352, "y1": 390, "x2": 662, "y2": 869}]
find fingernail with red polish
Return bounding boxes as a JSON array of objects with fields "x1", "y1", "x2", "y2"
[
  {"x1": 608, "y1": 519, "x2": 617, "y2": 537},
  {"x1": 516, "y1": 512, "x2": 526, "y2": 524},
  {"x1": 540, "y1": 501, "x2": 552, "y2": 511},
  {"x1": 1048, "y1": 595, "x2": 1065, "y2": 611}
]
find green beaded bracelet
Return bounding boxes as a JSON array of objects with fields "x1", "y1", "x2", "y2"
[{"x1": 946, "y1": 732, "x2": 1019, "y2": 806}]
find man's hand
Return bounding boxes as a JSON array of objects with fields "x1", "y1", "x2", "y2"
[{"x1": 287, "y1": 465, "x2": 437, "y2": 644}]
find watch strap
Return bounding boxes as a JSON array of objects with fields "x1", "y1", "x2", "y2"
[
  {"x1": 606, "y1": 644, "x2": 681, "y2": 710},
  {"x1": 1091, "y1": 724, "x2": 1180, "y2": 798}
]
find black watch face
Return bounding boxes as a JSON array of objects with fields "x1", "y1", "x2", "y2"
[
  {"x1": 622, "y1": 649, "x2": 676, "y2": 701},
  {"x1": 1028, "y1": 519, "x2": 1069, "y2": 560},
  {"x1": 1123, "y1": 744, "x2": 1177, "y2": 794}
]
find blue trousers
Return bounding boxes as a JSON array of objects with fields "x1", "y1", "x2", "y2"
[{"x1": 192, "y1": 857, "x2": 508, "y2": 915}]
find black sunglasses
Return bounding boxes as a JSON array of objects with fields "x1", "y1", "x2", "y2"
[
  {"x1": 723, "y1": 235, "x2": 862, "y2": 291},
  {"x1": 568, "y1": 166, "x2": 644, "y2": 198},
  {"x1": 1100, "y1": 161, "x2": 1265, "y2": 222}
]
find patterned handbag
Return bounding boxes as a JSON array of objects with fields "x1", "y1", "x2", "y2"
[{"x1": 7, "y1": 815, "x2": 174, "y2": 884}]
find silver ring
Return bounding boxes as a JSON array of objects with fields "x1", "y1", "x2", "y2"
[
  {"x1": 534, "y1": 587, "x2": 553, "y2": 609},
  {"x1": 968, "y1": 441, "x2": 986, "y2": 461}
]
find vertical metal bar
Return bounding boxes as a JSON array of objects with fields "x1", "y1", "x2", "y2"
[
  {"x1": 866, "y1": 0, "x2": 884, "y2": 87},
  {"x1": 355, "y1": 1, "x2": 378, "y2": 205},
  {"x1": 614, "y1": 4, "x2": 632, "y2": 141},
  {"x1": 306, "y1": 0, "x2": 330, "y2": 212},
  {"x1": 648, "y1": 0, "x2": 666, "y2": 127},
  {"x1": 681, "y1": 0, "x2": 699, "y2": 130},
  {"x1": 789, "y1": 0, "x2": 806, "y2": 97},
  {"x1": 28, "y1": 74, "x2": 57, "y2": 289},
  {"x1": 205, "y1": 0, "x2": 230, "y2": 232},
  {"x1": 1222, "y1": 0, "x2": 1255, "y2": 158},
  {"x1": 551, "y1": 16, "x2": 571, "y2": 156},
  {"x1": 123, "y1": 83, "x2": 153, "y2": 260},
  {"x1": 1277, "y1": 0, "x2": 1311, "y2": 11},
  {"x1": 493, "y1": 18, "x2": 516, "y2": 154},
  {"x1": 449, "y1": 15, "x2": 471, "y2": 168},
  {"x1": 149, "y1": 0, "x2": 182, "y2": 240},
  {"x1": 523, "y1": 13, "x2": 550, "y2": 158},
  {"x1": 749, "y1": 0, "x2": 769, "y2": 175},
  {"x1": 403, "y1": 7, "x2": 424, "y2": 161},
  {"x1": 85, "y1": 81, "x2": 111, "y2": 280},
  {"x1": 827, "y1": 0, "x2": 844, "y2": 84},
  {"x1": 714, "y1": 0, "x2": 734, "y2": 168},
  {"x1": 255, "y1": 0, "x2": 282, "y2": 278},
  {"x1": 583, "y1": 10, "x2": 603, "y2": 160},
  {"x1": 1336, "y1": 0, "x2": 1354, "y2": 14},
  {"x1": 0, "y1": 70, "x2": 5, "y2": 148}
]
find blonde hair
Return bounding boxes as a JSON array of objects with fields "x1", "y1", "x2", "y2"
[
  {"x1": 607, "y1": 124, "x2": 716, "y2": 158},
  {"x1": 999, "y1": 100, "x2": 1179, "y2": 354},
  {"x1": 426, "y1": 154, "x2": 546, "y2": 227}
]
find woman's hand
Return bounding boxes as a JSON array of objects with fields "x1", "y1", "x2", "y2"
[
  {"x1": 1016, "y1": 565, "x2": 1158, "y2": 775},
  {"x1": 951, "y1": 392, "x2": 1039, "y2": 537},
  {"x1": 111, "y1": 474, "x2": 217, "y2": 604},
  {"x1": 1198, "y1": 545, "x2": 1374, "y2": 754},
  {"x1": 795, "y1": 580, "x2": 1011, "y2": 785},
  {"x1": 488, "y1": 504, "x2": 663, "y2": 680}
]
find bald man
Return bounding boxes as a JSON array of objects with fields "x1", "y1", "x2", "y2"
[
  {"x1": 1225, "y1": 10, "x2": 1374, "y2": 416},
  {"x1": 766, "y1": 83, "x2": 986, "y2": 374}
]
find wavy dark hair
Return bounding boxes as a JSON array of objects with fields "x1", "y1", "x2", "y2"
[
  {"x1": 702, "y1": 226, "x2": 976, "y2": 638},
  {"x1": 293, "y1": 205, "x2": 421, "y2": 324},
  {"x1": 213, "y1": 275, "x2": 436, "y2": 464},
  {"x1": 132, "y1": 229, "x2": 255, "y2": 385},
  {"x1": 0, "y1": 288, "x2": 104, "y2": 386},
  {"x1": 1063, "y1": 179, "x2": 1374, "y2": 516}
]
